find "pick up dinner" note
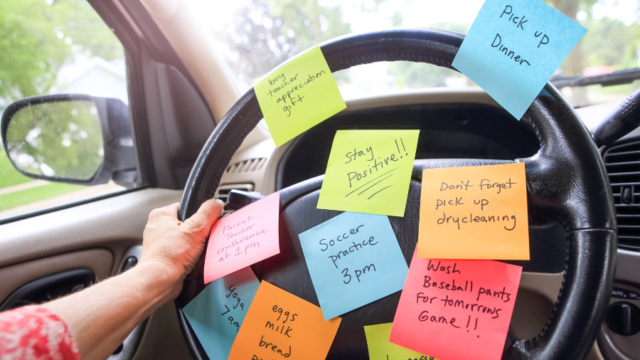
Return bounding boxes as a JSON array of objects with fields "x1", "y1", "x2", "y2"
[
  {"x1": 299, "y1": 212, "x2": 409, "y2": 320},
  {"x1": 452, "y1": 0, "x2": 587, "y2": 120},
  {"x1": 317, "y1": 130, "x2": 420, "y2": 217},
  {"x1": 418, "y1": 162, "x2": 529, "y2": 260},
  {"x1": 255, "y1": 46, "x2": 346, "y2": 147},
  {"x1": 390, "y1": 249, "x2": 522, "y2": 360},
  {"x1": 228, "y1": 281, "x2": 341, "y2": 360},
  {"x1": 204, "y1": 192, "x2": 281, "y2": 284}
]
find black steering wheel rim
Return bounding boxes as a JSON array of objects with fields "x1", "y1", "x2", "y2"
[{"x1": 175, "y1": 28, "x2": 616, "y2": 360}]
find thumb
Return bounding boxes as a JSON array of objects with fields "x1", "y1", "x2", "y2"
[{"x1": 184, "y1": 199, "x2": 225, "y2": 235}]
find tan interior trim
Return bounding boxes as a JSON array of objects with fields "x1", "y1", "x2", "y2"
[
  {"x1": 0, "y1": 249, "x2": 113, "y2": 303},
  {"x1": 138, "y1": 0, "x2": 239, "y2": 122},
  {"x1": 0, "y1": 188, "x2": 182, "y2": 269}
]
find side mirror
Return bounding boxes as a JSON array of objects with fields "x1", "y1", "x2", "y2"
[{"x1": 1, "y1": 94, "x2": 138, "y2": 187}]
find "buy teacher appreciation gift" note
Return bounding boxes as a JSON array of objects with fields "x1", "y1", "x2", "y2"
[
  {"x1": 204, "y1": 192, "x2": 281, "y2": 284},
  {"x1": 299, "y1": 212, "x2": 408, "y2": 320},
  {"x1": 255, "y1": 46, "x2": 346, "y2": 147},
  {"x1": 317, "y1": 130, "x2": 420, "y2": 217},
  {"x1": 452, "y1": 0, "x2": 586, "y2": 120},
  {"x1": 229, "y1": 281, "x2": 341, "y2": 360},
  {"x1": 418, "y1": 162, "x2": 529, "y2": 260},
  {"x1": 390, "y1": 249, "x2": 522, "y2": 360},
  {"x1": 183, "y1": 267, "x2": 260, "y2": 359}
]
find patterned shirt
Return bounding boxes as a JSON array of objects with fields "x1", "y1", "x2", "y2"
[{"x1": 0, "y1": 306, "x2": 78, "y2": 360}]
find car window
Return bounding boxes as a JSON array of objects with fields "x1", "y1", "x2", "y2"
[
  {"x1": 188, "y1": 0, "x2": 640, "y2": 106},
  {"x1": 0, "y1": 0, "x2": 138, "y2": 221}
]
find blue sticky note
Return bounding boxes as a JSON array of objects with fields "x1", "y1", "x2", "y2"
[
  {"x1": 183, "y1": 267, "x2": 260, "y2": 359},
  {"x1": 299, "y1": 212, "x2": 409, "y2": 320},
  {"x1": 452, "y1": 0, "x2": 586, "y2": 120}
]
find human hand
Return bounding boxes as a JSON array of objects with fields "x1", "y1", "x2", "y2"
[{"x1": 139, "y1": 199, "x2": 224, "y2": 293}]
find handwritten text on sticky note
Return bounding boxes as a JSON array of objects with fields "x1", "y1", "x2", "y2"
[
  {"x1": 299, "y1": 212, "x2": 408, "y2": 320},
  {"x1": 204, "y1": 192, "x2": 280, "y2": 284},
  {"x1": 390, "y1": 249, "x2": 522, "y2": 360},
  {"x1": 317, "y1": 130, "x2": 420, "y2": 217},
  {"x1": 228, "y1": 281, "x2": 341, "y2": 360},
  {"x1": 452, "y1": 0, "x2": 587, "y2": 119},
  {"x1": 365, "y1": 323, "x2": 437, "y2": 360},
  {"x1": 255, "y1": 46, "x2": 346, "y2": 147},
  {"x1": 183, "y1": 267, "x2": 260, "y2": 359},
  {"x1": 419, "y1": 162, "x2": 529, "y2": 260}
]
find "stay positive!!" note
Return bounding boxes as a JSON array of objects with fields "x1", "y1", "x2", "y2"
[
  {"x1": 452, "y1": 0, "x2": 587, "y2": 120},
  {"x1": 390, "y1": 248, "x2": 522, "y2": 360},
  {"x1": 317, "y1": 130, "x2": 420, "y2": 217},
  {"x1": 229, "y1": 281, "x2": 341, "y2": 360},
  {"x1": 418, "y1": 162, "x2": 529, "y2": 260},
  {"x1": 255, "y1": 46, "x2": 346, "y2": 147},
  {"x1": 299, "y1": 212, "x2": 408, "y2": 320},
  {"x1": 204, "y1": 192, "x2": 281, "y2": 284}
]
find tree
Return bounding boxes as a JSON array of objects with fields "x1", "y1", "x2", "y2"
[
  {"x1": 0, "y1": 0, "x2": 123, "y2": 106},
  {"x1": 213, "y1": 0, "x2": 350, "y2": 89}
]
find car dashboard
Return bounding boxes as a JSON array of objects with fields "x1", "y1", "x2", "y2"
[{"x1": 214, "y1": 88, "x2": 640, "y2": 360}]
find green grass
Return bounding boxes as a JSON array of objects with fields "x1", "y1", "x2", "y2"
[
  {"x1": 0, "y1": 182, "x2": 84, "y2": 212},
  {"x1": 0, "y1": 151, "x2": 33, "y2": 189}
]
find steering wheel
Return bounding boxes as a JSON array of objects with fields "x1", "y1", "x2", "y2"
[{"x1": 174, "y1": 29, "x2": 616, "y2": 360}]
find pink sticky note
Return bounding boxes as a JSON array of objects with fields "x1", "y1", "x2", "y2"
[
  {"x1": 390, "y1": 246, "x2": 522, "y2": 360},
  {"x1": 204, "y1": 192, "x2": 280, "y2": 284}
]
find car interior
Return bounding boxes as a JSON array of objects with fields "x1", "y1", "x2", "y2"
[{"x1": 0, "y1": 0, "x2": 639, "y2": 359}]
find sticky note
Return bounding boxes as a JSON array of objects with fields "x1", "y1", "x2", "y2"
[
  {"x1": 228, "y1": 281, "x2": 341, "y2": 360},
  {"x1": 317, "y1": 130, "x2": 420, "y2": 217},
  {"x1": 183, "y1": 267, "x2": 260, "y2": 359},
  {"x1": 418, "y1": 162, "x2": 529, "y2": 260},
  {"x1": 255, "y1": 46, "x2": 346, "y2": 147},
  {"x1": 365, "y1": 323, "x2": 437, "y2": 360},
  {"x1": 451, "y1": 0, "x2": 587, "y2": 120},
  {"x1": 204, "y1": 192, "x2": 280, "y2": 284},
  {"x1": 390, "y1": 248, "x2": 522, "y2": 360},
  {"x1": 299, "y1": 212, "x2": 409, "y2": 320}
]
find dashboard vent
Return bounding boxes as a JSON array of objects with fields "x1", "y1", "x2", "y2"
[
  {"x1": 226, "y1": 158, "x2": 267, "y2": 174},
  {"x1": 603, "y1": 140, "x2": 640, "y2": 251},
  {"x1": 215, "y1": 183, "x2": 254, "y2": 213}
]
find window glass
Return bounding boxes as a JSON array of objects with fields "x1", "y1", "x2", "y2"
[
  {"x1": 0, "y1": 0, "x2": 134, "y2": 221},
  {"x1": 188, "y1": 0, "x2": 640, "y2": 106}
]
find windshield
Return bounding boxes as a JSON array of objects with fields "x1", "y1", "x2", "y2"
[{"x1": 188, "y1": 0, "x2": 640, "y2": 107}]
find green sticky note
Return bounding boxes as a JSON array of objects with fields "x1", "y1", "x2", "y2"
[
  {"x1": 365, "y1": 323, "x2": 437, "y2": 360},
  {"x1": 254, "y1": 46, "x2": 346, "y2": 147},
  {"x1": 317, "y1": 130, "x2": 420, "y2": 217}
]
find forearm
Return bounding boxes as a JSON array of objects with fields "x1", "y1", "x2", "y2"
[{"x1": 44, "y1": 261, "x2": 181, "y2": 360}]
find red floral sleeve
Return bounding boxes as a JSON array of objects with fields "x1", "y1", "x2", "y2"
[{"x1": 0, "y1": 305, "x2": 79, "y2": 360}]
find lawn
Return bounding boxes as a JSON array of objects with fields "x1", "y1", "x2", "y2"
[
  {"x1": 0, "y1": 182, "x2": 84, "y2": 212},
  {"x1": 0, "y1": 151, "x2": 32, "y2": 188}
]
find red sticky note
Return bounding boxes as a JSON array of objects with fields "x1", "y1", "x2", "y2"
[
  {"x1": 390, "y1": 247, "x2": 522, "y2": 360},
  {"x1": 204, "y1": 192, "x2": 280, "y2": 284}
]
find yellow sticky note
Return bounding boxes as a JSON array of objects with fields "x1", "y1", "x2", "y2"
[
  {"x1": 317, "y1": 130, "x2": 420, "y2": 217},
  {"x1": 365, "y1": 323, "x2": 437, "y2": 360},
  {"x1": 418, "y1": 162, "x2": 529, "y2": 260},
  {"x1": 255, "y1": 46, "x2": 346, "y2": 147}
]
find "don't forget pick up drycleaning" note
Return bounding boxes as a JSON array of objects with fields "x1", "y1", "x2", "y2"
[
  {"x1": 418, "y1": 162, "x2": 529, "y2": 260},
  {"x1": 255, "y1": 46, "x2": 346, "y2": 147},
  {"x1": 317, "y1": 130, "x2": 420, "y2": 217},
  {"x1": 452, "y1": 0, "x2": 586, "y2": 120}
]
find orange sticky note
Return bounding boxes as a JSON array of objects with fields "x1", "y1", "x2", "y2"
[
  {"x1": 229, "y1": 281, "x2": 341, "y2": 360},
  {"x1": 418, "y1": 162, "x2": 529, "y2": 260},
  {"x1": 390, "y1": 247, "x2": 522, "y2": 360},
  {"x1": 204, "y1": 192, "x2": 280, "y2": 284}
]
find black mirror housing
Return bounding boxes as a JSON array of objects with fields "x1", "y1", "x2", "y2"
[{"x1": 1, "y1": 94, "x2": 138, "y2": 188}]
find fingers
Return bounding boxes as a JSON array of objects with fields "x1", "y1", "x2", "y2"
[{"x1": 184, "y1": 199, "x2": 225, "y2": 235}]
